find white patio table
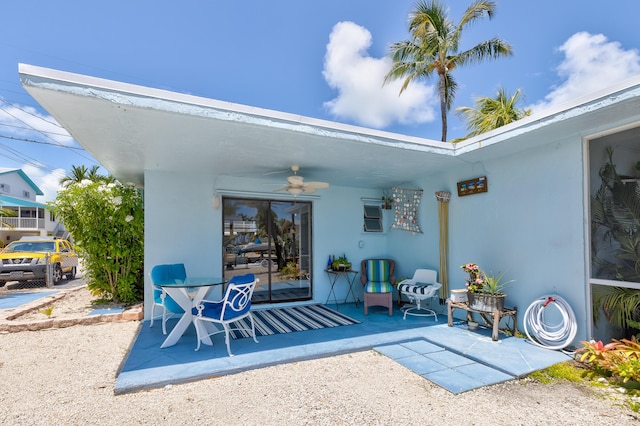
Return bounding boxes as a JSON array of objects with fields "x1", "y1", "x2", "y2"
[{"x1": 157, "y1": 277, "x2": 226, "y2": 349}]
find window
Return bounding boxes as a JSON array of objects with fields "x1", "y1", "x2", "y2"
[
  {"x1": 23, "y1": 190, "x2": 30, "y2": 198},
  {"x1": 363, "y1": 205, "x2": 383, "y2": 232},
  {"x1": 0, "y1": 183, "x2": 9, "y2": 193}
]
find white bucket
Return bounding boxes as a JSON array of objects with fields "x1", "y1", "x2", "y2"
[{"x1": 450, "y1": 289, "x2": 468, "y2": 303}]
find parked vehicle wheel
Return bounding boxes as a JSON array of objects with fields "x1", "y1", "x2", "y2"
[
  {"x1": 52, "y1": 264, "x2": 63, "y2": 285},
  {"x1": 65, "y1": 267, "x2": 77, "y2": 281}
]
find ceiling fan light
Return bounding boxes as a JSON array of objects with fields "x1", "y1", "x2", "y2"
[{"x1": 287, "y1": 187, "x2": 304, "y2": 196}]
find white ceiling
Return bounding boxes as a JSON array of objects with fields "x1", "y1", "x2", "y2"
[{"x1": 18, "y1": 64, "x2": 640, "y2": 190}]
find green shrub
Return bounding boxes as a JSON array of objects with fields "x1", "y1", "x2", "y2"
[{"x1": 52, "y1": 180, "x2": 143, "y2": 304}]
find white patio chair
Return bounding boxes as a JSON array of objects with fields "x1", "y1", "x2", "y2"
[
  {"x1": 398, "y1": 269, "x2": 442, "y2": 320},
  {"x1": 192, "y1": 274, "x2": 259, "y2": 356}
]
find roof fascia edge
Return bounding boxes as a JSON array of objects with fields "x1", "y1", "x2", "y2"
[{"x1": 19, "y1": 64, "x2": 453, "y2": 156}]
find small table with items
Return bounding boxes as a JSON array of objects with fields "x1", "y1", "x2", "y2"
[
  {"x1": 325, "y1": 269, "x2": 359, "y2": 308},
  {"x1": 447, "y1": 299, "x2": 518, "y2": 341}
]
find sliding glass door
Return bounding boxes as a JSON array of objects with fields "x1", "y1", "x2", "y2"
[{"x1": 222, "y1": 197, "x2": 312, "y2": 303}]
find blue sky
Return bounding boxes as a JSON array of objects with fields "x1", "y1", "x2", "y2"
[{"x1": 2, "y1": 0, "x2": 640, "y2": 200}]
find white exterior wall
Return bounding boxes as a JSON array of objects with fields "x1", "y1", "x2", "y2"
[
  {"x1": 143, "y1": 169, "x2": 394, "y2": 318},
  {"x1": 0, "y1": 172, "x2": 37, "y2": 200},
  {"x1": 143, "y1": 138, "x2": 591, "y2": 342},
  {"x1": 144, "y1": 170, "x2": 219, "y2": 318},
  {"x1": 0, "y1": 170, "x2": 64, "y2": 241},
  {"x1": 385, "y1": 137, "x2": 590, "y2": 340}
]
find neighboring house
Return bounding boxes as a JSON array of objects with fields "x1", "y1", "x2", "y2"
[
  {"x1": 0, "y1": 168, "x2": 68, "y2": 242},
  {"x1": 19, "y1": 64, "x2": 640, "y2": 344}
]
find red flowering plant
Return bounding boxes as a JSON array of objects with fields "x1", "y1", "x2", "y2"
[
  {"x1": 460, "y1": 262, "x2": 485, "y2": 293},
  {"x1": 461, "y1": 262, "x2": 515, "y2": 294}
]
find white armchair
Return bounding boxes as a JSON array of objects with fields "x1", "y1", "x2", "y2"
[
  {"x1": 192, "y1": 274, "x2": 259, "y2": 356},
  {"x1": 397, "y1": 269, "x2": 442, "y2": 320}
]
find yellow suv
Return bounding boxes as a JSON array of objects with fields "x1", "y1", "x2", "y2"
[{"x1": 0, "y1": 237, "x2": 78, "y2": 286}]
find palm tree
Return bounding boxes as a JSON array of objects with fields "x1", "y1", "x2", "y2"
[
  {"x1": 384, "y1": 0, "x2": 512, "y2": 142},
  {"x1": 453, "y1": 87, "x2": 531, "y2": 141},
  {"x1": 60, "y1": 165, "x2": 113, "y2": 186}
]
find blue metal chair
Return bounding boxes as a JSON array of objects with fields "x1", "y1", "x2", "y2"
[
  {"x1": 192, "y1": 274, "x2": 258, "y2": 356},
  {"x1": 149, "y1": 263, "x2": 186, "y2": 334}
]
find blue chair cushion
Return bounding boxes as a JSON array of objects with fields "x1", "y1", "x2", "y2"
[
  {"x1": 365, "y1": 260, "x2": 391, "y2": 282},
  {"x1": 153, "y1": 288, "x2": 184, "y2": 313},
  {"x1": 365, "y1": 281, "x2": 394, "y2": 293},
  {"x1": 192, "y1": 297, "x2": 250, "y2": 320},
  {"x1": 228, "y1": 274, "x2": 255, "y2": 285},
  {"x1": 193, "y1": 300, "x2": 224, "y2": 318},
  {"x1": 151, "y1": 263, "x2": 186, "y2": 284},
  {"x1": 192, "y1": 274, "x2": 255, "y2": 320}
]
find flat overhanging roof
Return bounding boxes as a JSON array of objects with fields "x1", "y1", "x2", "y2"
[{"x1": 18, "y1": 64, "x2": 640, "y2": 189}]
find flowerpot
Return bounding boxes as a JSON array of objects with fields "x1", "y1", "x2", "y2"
[
  {"x1": 467, "y1": 292, "x2": 505, "y2": 312},
  {"x1": 332, "y1": 263, "x2": 350, "y2": 271},
  {"x1": 450, "y1": 289, "x2": 468, "y2": 303},
  {"x1": 467, "y1": 321, "x2": 479, "y2": 331}
]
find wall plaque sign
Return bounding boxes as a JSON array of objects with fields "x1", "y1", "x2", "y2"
[{"x1": 457, "y1": 176, "x2": 487, "y2": 197}]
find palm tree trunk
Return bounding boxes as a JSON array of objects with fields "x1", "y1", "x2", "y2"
[{"x1": 438, "y1": 72, "x2": 447, "y2": 142}]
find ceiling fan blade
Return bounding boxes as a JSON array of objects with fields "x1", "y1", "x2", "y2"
[
  {"x1": 287, "y1": 175, "x2": 304, "y2": 185},
  {"x1": 273, "y1": 186, "x2": 288, "y2": 192},
  {"x1": 303, "y1": 187, "x2": 317, "y2": 194},
  {"x1": 263, "y1": 167, "x2": 291, "y2": 176},
  {"x1": 304, "y1": 181, "x2": 329, "y2": 189}
]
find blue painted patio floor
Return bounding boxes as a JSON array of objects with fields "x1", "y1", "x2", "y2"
[
  {"x1": 116, "y1": 303, "x2": 571, "y2": 395},
  {"x1": 0, "y1": 290, "x2": 57, "y2": 309}
]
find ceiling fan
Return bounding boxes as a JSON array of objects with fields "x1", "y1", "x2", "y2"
[{"x1": 274, "y1": 165, "x2": 330, "y2": 195}]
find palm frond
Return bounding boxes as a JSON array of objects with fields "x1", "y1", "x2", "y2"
[
  {"x1": 384, "y1": 0, "x2": 510, "y2": 141},
  {"x1": 453, "y1": 87, "x2": 530, "y2": 138},
  {"x1": 593, "y1": 286, "x2": 640, "y2": 329}
]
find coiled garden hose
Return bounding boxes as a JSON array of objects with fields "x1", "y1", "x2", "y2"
[{"x1": 523, "y1": 295, "x2": 577, "y2": 350}]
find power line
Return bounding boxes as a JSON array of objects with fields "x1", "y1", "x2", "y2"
[
  {"x1": 0, "y1": 122, "x2": 72, "y2": 137},
  {"x1": 0, "y1": 140, "x2": 66, "y2": 177},
  {"x1": 0, "y1": 99, "x2": 63, "y2": 134},
  {"x1": 0, "y1": 100, "x2": 62, "y2": 128},
  {"x1": 0, "y1": 99, "x2": 96, "y2": 163},
  {"x1": 0, "y1": 134, "x2": 85, "y2": 149}
]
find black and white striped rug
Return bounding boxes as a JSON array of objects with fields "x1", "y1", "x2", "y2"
[{"x1": 229, "y1": 304, "x2": 360, "y2": 339}]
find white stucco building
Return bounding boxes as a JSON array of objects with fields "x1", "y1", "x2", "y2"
[
  {"x1": 0, "y1": 168, "x2": 67, "y2": 243},
  {"x1": 18, "y1": 64, "x2": 640, "y2": 344}
]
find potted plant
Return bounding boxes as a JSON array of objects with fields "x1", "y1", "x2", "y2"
[
  {"x1": 332, "y1": 255, "x2": 352, "y2": 271},
  {"x1": 381, "y1": 195, "x2": 394, "y2": 210},
  {"x1": 461, "y1": 262, "x2": 514, "y2": 312}
]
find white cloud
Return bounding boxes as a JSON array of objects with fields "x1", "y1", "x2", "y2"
[
  {"x1": 322, "y1": 21, "x2": 437, "y2": 128},
  {"x1": 22, "y1": 164, "x2": 66, "y2": 203},
  {"x1": 531, "y1": 32, "x2": 640, "y2": 112}
]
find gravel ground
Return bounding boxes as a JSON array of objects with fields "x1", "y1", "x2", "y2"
[{"x1": 0, "y1": 286, "x2": 638, "y2": 425}]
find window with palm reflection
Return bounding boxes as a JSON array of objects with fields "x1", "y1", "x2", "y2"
[{"x1": 222, "y1": 197, "x2": 312, "y2": 303}]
